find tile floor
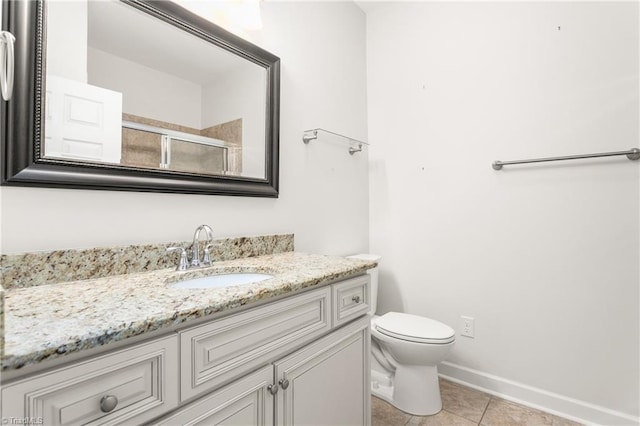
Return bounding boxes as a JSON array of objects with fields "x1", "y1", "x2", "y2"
[{"x1": 372, "y1": 379, "x2": 583, "y2": 426}]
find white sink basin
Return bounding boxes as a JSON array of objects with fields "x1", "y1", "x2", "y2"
[{"x1": 170, "y1": 273, "x2": 274, "y2": 289}]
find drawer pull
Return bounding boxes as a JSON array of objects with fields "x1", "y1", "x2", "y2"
[
  {"x1": 279, "y1": 378, "x2": 290, "y2": 389},
  {"x1": 352, "y1": 295, "x2": 361, "y2": 303},
  {"x1": 100, "y1": 395, "x2": 119, "y2": 413}
]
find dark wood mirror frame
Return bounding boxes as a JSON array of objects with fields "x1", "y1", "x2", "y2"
[{"x1": 1, "y1": 0, "x2": 280, "y2": 197}]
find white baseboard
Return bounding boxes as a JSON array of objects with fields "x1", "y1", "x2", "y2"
[{"x1": 438, "y1": 361, "x2": 639, "y2": 426}]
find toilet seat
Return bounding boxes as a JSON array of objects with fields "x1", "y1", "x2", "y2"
[{"x1": 375, "y1": 312, "x2": 455, "y2": 344}]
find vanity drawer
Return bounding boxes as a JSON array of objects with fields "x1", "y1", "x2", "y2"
[
  {"x1": 332, "y1": 275, "x2": 370, "y2": 327},
  {"x1": 1, "y1": 335, "x2": 179, "y2": 426},
  {"x1": 180, "y1": 286, "x2": 331, "y2": 402}
]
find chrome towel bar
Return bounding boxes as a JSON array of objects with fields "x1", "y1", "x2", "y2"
[{"x1": 492, "y1": 148, "x2": 640, "y2": 170}]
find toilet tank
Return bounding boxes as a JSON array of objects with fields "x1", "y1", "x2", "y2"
[{"x1": 347, "y1": 254, "x2": 381, "y2": 316}]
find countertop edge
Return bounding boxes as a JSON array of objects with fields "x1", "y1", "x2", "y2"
[{"x1": 2, "y1": 254, "x2": 375, "y2": 375}]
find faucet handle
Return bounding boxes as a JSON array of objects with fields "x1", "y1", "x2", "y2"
[
  {"x1": 166, "y1": 247, "x2": 189, "y2": 271},
  {"x1": 202, "y1": 243, "x2": 221, "y2": 266}
]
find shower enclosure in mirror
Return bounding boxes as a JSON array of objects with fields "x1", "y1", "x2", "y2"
[{"x1": 1, "y1": 0, "x2": 280, "y2": 196}]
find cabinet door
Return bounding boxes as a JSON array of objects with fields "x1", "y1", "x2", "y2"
[
  {"x1": 274, "y1": 316, "x2": 370, "y2": 426},
  {"x1": 152, "y1": 365, "x2": 274, "y2": 426}
]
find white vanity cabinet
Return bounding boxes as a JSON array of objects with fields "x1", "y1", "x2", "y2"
[
  {"x1": 154, "y1": 316, "x2": 370, "y2": 426},
  {"x1": 2, "y1": 275, "x2": 371, "y2": 426}
]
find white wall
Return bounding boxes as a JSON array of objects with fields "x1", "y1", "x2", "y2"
[
  {"x1": 87, "y1": 47, "x2": 203, "y2": 129},
  {"x1": 46, "y1": 1, "x2": 87, "y2": 82},
  {"x1": 201, "y1": 65, "x2": 266, "y2": 178},
  {"x1": 367, "y1": 2, "x2": 639, "y2": 424},
  {"x1": 0, "y1": 2, "x2": 368, "y2": 256}
]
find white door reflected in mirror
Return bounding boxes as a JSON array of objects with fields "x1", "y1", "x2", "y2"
[{"x1": 44, "y1": 75, "x2": 123, "y2": 164}]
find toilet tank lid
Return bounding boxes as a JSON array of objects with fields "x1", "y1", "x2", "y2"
[
  {"x1": 376, "y1": 312, "x2": 455, "y2": 342},
  {"x1": 346, "y1": 254, "x2": 382, "y2": 262}
]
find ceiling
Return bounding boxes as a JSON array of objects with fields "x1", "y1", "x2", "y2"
[{"x1": 87, "y1": 0, "x2": 260, "y2": 85}]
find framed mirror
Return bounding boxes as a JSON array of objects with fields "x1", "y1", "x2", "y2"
[{"x1": 1, "y1": 0, "x2": 280, "y2": 197}]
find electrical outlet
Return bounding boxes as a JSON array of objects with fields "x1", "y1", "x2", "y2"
[{"x1": 460, "y1": 316, "x2": 475, "y2": 338}]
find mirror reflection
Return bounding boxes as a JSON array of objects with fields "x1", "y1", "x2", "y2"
[{"x1": 43, "y1": 0, "x2": 267, "y2": 179}]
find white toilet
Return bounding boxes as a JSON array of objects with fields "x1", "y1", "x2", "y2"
[{"x1": 348, "y1": 254, "x2": 456, "y2": 416}]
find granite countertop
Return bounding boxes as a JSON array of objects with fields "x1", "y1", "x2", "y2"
[{"x1": 3, "y1": 252, "x2": 375, "y2": 372}]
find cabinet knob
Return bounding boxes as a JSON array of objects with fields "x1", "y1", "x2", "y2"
[
  {"x1": 352, "y1": 295, "x2": 361, "y2": 303},
  {"x1": 100, "y1": 395, "x2": 118, "y2": 413},
  {"x1": 279, "y1": 378, "x2": 290, "y2": 389},
  {"x1": 267, "y1": 384, "x2": 279, "y2": 395}
]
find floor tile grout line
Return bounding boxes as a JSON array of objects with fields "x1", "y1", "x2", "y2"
[
  {"x1": 439, "y1": 408, "x2": 478, "y2": 425},
  {"x1": 477, "y1": 395, "x2": 494, "y2": 425}
]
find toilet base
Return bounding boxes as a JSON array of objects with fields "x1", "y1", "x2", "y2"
[{"x1": 371, "y1": 365, "x2": 443, "y2": 416}]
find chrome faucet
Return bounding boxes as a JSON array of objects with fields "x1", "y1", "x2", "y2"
[
  {"x1": 191, "y1": 224, "x2": 214, "y2": 267},
  {"x1": 166, "y1": 224, "x2": 215, "y2": 271}
]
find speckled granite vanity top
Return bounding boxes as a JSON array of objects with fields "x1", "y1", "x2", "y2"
[{"x1": 2, "y1": 252, "x2": 375, "y2": 372}]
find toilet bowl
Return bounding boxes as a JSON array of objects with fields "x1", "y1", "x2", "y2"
[
  {"x1": 371, "y1": 312, "x2": 455, "y2": 415},
  {"x1": 347, "y1": 254, "x2": 455, "y2": 416}
]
